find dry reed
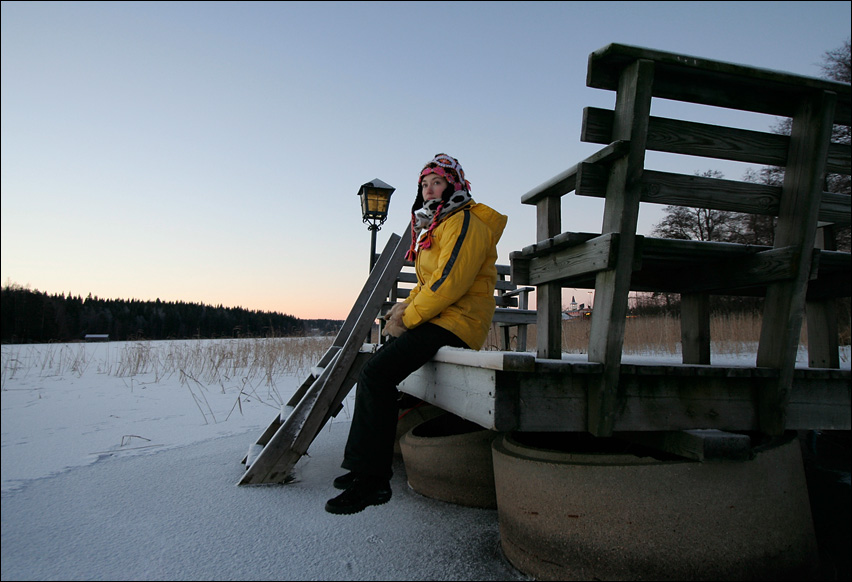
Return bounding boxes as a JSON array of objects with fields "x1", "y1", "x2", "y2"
[
  {"x1": 487, "y1": 312, "x2": 850, "y2": 363},
  {"x1": 2, "y1": 311, "x2": 849, "y2": 394},
  {"x1": 1, "y1": 336, "x2": 335, "y2": 392}
]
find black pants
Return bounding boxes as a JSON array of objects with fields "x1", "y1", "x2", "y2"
[{"x1": 341, "y1": 323, "x2": 468, "y2": 481}]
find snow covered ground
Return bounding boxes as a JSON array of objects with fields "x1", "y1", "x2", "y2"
[
  {"x1": 1, "y1": 339, "x2": 848, "y2": 580},
  {"x1": 1, "y1": 339, "x2": 527, "y2": 580}
]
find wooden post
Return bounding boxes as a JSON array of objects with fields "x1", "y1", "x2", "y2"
[
  {"x1": 535, "y1": 194, "x2": 563, "y2": 359},
  {"x1": 806, "y1": 225, "x2": 840, "y2": 369},
  {"x1": 587, "y1": 58, "x2": 654, "y2": 436},
  {"x1": 757, "y1": 89, "x2": 836, "y2": 435},
  {"x1": 681, "y1": 293, "x2": 711, "y2": 365}
]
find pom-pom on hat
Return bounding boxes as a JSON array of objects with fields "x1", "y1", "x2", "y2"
[{"x1": 418, "y1": 153, "x2": 471, "y2": 194}]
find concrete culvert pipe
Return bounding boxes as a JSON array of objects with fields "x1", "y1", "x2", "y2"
[
  {"x1": 400, "y1": 412, "x2": 499, "y2": 508},
  {"x1": 492, "y1": 430, "x2": 819, "y2": 581}
]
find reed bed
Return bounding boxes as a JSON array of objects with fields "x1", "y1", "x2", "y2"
[
  {"x1": 487, "y1": 312, "x2": 850, "y2": 362},
  {"x1": 2, "y1": 312, "x2": 849, "y2": 393},
  {"x1": 1, "y1": 336, "x2": 335, "y2": 392}
]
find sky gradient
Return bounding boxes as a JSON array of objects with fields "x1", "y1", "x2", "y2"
[{"x1": 2, "y1": 1, "x2": 850, "y2": 320}]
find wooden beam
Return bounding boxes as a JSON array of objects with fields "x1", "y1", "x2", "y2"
[
  {"x1": 239, "y1": 230, "x2": 410, "y2": 485},
  {"x1": 520, "y1": 140, "x2": 630, "y2": 206},
  {"x1": 807, "y1": 226, "x2": 841, "y2": 369},
  {"x1": 517, "y1": 231, "x2": 600, "y2": 257},
  {"x1": 587, "y1": 58, "x2": 655, "y2": 436},
  {"x1": 583, "y1": 107, "x2": 851, "y2": 175},
  {"x1": 577, "y1": 163, "x2": 850, "y2": 226},
  {"x1": 396, "y1": 353, "x2": 852, "y2": 433},
  {"x1": 525, "y1": 233, "x2": 619, "y2": 286},
  {"x1": 680, "y1": 293, "x2": 710, "y2": 365},
  {"x1": 587, "y1": 43, "x2": 851, "y2": 125},
  {"x1": 757, "y1": 89, "x2": 837, "y2": 435},
  {"x1": 674, "y1": 247, "x2": 818, "y2": 294},
  {"x1": 534, "y1": 188, "x2": 564, "y2": 359}
]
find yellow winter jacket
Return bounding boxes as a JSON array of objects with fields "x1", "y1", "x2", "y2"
[{"x1": 401, "y1": 201, "x2": 508, "y2": 350}]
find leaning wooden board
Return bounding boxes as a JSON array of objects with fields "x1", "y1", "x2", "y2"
[{"x1": 239, "y1": 228, "x2": 411, "y2": 485}]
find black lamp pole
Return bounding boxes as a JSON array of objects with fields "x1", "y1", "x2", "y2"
[
  {"x1": 357, "y1": 179, "x2": 395, "y2": 343},
  {"x1": 368, "y1": 222, "x2": 379, "y2": 273}
]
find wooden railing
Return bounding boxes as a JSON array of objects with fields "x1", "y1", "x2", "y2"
[{"x1": 510, "y1": 43, "x2": 851, "y2": 436}]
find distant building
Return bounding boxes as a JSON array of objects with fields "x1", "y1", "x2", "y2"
[{"x1": 563, "y1": 295, "x2": 592, "y2": 319}]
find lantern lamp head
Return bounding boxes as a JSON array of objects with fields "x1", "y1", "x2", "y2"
[{"x1": 358, "y1": 179, "x2": 395, "y2": 228}]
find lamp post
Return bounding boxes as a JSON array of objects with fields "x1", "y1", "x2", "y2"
[{"x1": 357, "y1": 179, "x2": 395, "y2": 272}]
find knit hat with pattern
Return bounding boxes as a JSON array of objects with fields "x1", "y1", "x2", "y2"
[
  {"x1": 406, "y1": 153, "x2": 473, "y2": 261},
  {"x1": 418, "y1": 153, "x2": 471, "y2": 195}
]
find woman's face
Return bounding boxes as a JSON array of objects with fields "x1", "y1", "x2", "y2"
[{"x1": 421, "y1": 173, "x2": 449, "y2": 202}]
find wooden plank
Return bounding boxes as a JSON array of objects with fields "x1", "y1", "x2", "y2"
[
  {"x1": 395, "y1": 357, "x2": 851, "y2": 433},
  {"x1": 512, "y1": 232, "x2": 847, "y2": 298},
  {"x1": 807, "y1": 247, "x2": 852, "y2": 299},
  {"x1": 244, "y1": 225, "x2": 417, "y2": 453},
  {"x1": 641, "y1": 237, "x2": 766, "y2": 260},
  {"x1": 239, "y1": 229, "x2": 410, "y2": 485},
  {"x1": 807, "y1": 270, "x2": 852, "y2": 300},
  {"x1": 581, "y1": 165, "x2": 780, "y2": 214},
  {"x1": 536, "y1": 283, "x2": 562, "y2": 359},
  {"x1": 534, "y1": 189, "x2": 564, "y2": 359},
  {"x1": 583, "y1": 107, "x2": 789, "y2": 166},
  {"x1": 509, "y1": 251, "x2": 531, "y2": 285},
  {"x1": 587, "y1": 43, "x2": 851, "y2": 125},
  {"x1": 806, "y1": 299, "x2": 841, "y2": 369},
  {"x1": 520, "y1": 140, "x2": 630, "y2": 206},
  {"x1": 515, "y1": 365, "x2": 850, "y2": 432},
  {"x1": 582, "y1": 107, "x2": 851, "y2": 175},
  {"x1": 681, "y1": 293, "x2": 710, "y2": 365},
  {"x1": 577, "y1": 164, "x2": 850, "y2": 226},
  {"x1": 517, "y1": 231, "x2": 599, "y2": 257},
  {"x1": 393, "y1": 279, "x2": 518, "y2": 296},
  {"x1": 757, "y1": 89, "x2": 837, "y2": 435},
  {"x1": 587, "y1": 58, "x2": 654, "y2": 436},
  {"x1": 819, "y1": 192, "x2": 852, "y2": 226},
  {"x1": 426, "y1": 347, "x2": 535, "y2": 372},
  {"x1": 525, "y1": 233, "x2": 619, "y2": 286},
  {"x1": 502, "y1": 286, "x2": 535, "y2": 298},
  {"x1": 827, "y1": 142, "x2": 852, "y2": 176},
  {"x1": 807, "y1": 227, "x2": 841, "y2": 369},
  {"x1": 674, "y1": 247, "x2": 817, "y2": 294},
  {"x1": 400, "y1": 361, "x2": 499, "y2": 429},
  {"x1": 492, "y1": 308, "x2": 537, "y2": 326}
]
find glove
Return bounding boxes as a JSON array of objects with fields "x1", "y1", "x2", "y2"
[{"x1": 382, "y1": 302, "x2": 408, "y2": 338}]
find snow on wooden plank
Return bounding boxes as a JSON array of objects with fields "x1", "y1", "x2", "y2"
[{"x1": 430, "y1": 347, "x2": 535, "y2": 372}]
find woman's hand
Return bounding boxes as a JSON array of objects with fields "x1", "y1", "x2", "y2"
[{"x1": 382, "y1": 302, "x2": 408, "y2": 338}]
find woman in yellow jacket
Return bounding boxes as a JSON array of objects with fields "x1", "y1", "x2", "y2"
[{"x1": 326, "y1": 154, "x2": 507, "y2": 515}]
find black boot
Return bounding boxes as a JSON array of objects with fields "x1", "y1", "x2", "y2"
[
  {"x1": 325, "y1": 476, "x2": 392, "y2": 515},
  {"x1": 332, "y1": 471, "x2": 358, "y2": 490}
]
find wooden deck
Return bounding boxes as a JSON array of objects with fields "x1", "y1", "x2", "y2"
[
  {"x1": 495, "y1": 43, "x2": 849, "y2": 439},
  {"x1": 398, "y1": 348, "x2": 851, "y2": 433},
  {"x1": 393, "y1": 43, "x2": 850, "y2": 447}
]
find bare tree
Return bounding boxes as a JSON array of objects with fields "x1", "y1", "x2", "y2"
[
  {"x1": 821, "y1": 37, "x2": 851, "y2": 83},
  {"x1": 770, "y1": 39, "x2": 850, "y2": 250},
  {"x1": 642, "y1": 41, "x2": 851, "y2": 316},
  {"x1": 822, "y1": 39, "x2": 851, "y2": 232},
  {"x1": 650, "y1": 39, "x2": 850, "y2": 251},
  {"x1": 651, "y1": 170, "x2": 740, "y2": 242}
]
